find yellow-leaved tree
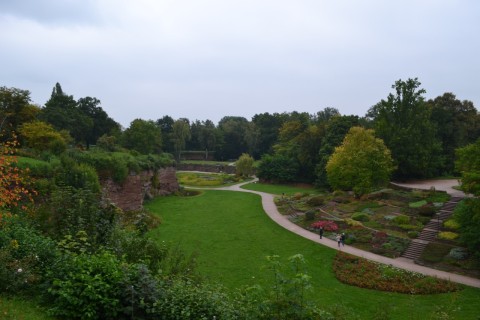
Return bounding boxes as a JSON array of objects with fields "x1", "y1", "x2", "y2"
[{"x1": 326, "y1": 126, "x2": 395, "y2": 197}]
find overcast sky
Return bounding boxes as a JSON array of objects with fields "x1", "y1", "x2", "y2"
[{"x1": 1, "y1": 0, "x2": 479, "y2": 127}]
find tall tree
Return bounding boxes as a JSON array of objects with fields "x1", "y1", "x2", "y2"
[
  {"x1": 326, "y1": 127, "x2": 395, "y2": 197},
  {"x1": 77, "y1": 97, "x2": 120, "y2": 148},
  {"x1": 196, "y1": 120, "x2": 217, "y2": 160},
  {"x1": 0, "y1": 86, "x2": 39, "y2": 139},
  {"x1": 121, "y1": 119, "x2": 162, "y2": 154},
  {"x1": 172, "y1": 118, "x2": 191, "y2": 162},
  {"x1": 39, "y1": 83, "x2": 93, "y2": 146},
  {"x1": 216, "y1": 116, "x2": 249, "y2": 160},
  {"x1": 427, "y1": 93, "x2": 479, "y2": 175},
  {"x1": 250, "y1": 112, "x2": 286, "y2": 158},
  {"x1": 314, "y1": 107, "x2": 340, "y2": 124},
  {"x1": 315, "y1": 115, "x2": 360, "y2": 186},
  {"x1": 156, "y1": 115, "x2": 175, "y2": 153},
  {"x1": 367, "y1": 78, "x2": 442, "y2": 179}
]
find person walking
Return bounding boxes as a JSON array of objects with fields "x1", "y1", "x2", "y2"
[
  {"x1": 340, "y1": 233, "x2": 346, "y2": 247},
  {"x1": 335, "y1": 233, "x2": 341, "y2": 247},
  {"x1": 319, "y1": 226, "x2": 324, "y2": 239}
]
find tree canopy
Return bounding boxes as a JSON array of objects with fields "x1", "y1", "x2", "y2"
[
  {"x1": 368, "y1": 78, "x2": 442, "y2": 179},
  {"x1": 326, "y1": 126, "x2": 395, "y2": 197}
]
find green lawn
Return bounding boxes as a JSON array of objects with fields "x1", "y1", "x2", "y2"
[
  {"x1": 241, "y1": 181, "x2": 319, "y2": 195},
  {"x1": 146, "y1": 190, "x2": 480, "y2": 319}
]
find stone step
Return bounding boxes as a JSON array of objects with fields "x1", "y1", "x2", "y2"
[
  {"x1": 450, "y1": 197, "x2": 464, "y2": 203},
  {"x1": 402, "y1": 241, "x2": 428, "y2": 259},
  {"x1": 437, "y1": 212, "x2": 453, "y2": 220},
  {"x1": 418, "y1": 229, "x2": 437, "y2": 241},
  {"x1": 425, "y1": 220, "x2": 442, "y2": 230}
]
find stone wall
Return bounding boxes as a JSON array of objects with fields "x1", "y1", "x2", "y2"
[{"x1": 102, "y1": 167, "x2": 179, "y2": 212}]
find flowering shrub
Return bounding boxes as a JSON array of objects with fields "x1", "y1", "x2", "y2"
[
  {"x1": 333, "y1": 252, "x2": 460, "y2": 294},
  {"x1": 311, "y1": 220, "x2": 338, "y2": 231}
]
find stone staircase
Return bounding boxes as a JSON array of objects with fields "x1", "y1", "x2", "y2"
[{"x1": 401, "y1": 196, "x2": 463, "y2": 260}]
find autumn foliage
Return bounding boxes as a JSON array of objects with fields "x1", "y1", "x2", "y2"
[{"x1": 0, "y1": 134, "x2": 35, "y2": 214}]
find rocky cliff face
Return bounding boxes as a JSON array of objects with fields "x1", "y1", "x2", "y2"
[{"x1": 102, "y1": 167, "x2": 179, "y2": 212}]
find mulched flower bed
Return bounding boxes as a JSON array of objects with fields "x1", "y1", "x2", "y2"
[{"x1": 333, "y1": 252, "x2": 461, "y2": 294}]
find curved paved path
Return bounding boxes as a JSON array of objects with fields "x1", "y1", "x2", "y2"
[{"x1": 189, "y1": 179, "x2": 480, "y2": 288}]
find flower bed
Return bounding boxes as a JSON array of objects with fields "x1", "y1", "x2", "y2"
[{"x1": 333, "y1": 252, "x2": 461, "y2": 294}]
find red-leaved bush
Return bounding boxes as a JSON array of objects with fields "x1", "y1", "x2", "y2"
[{"x1": 311, "y1": 220, "x2": 338, "y2": 231}]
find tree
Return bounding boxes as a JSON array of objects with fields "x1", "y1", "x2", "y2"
[
  {"x1": 368, "y1": 78, "x2": 442, "y2": 179},
  {"x1": 156, "y1": 115, "x2": 175, "y2": 153},
  {"x1": 314, "y1": 107, "x2": 340, "y2": 124},
  {"x1": 18, "y1": 121, "x2": 67, "y2": 154},
  {"x1": 315, "y1": 115, "x2": 360, "y2": 186},
  {"x1": 257, "y1": 154, "x2": 299, "y2": 183},
  {"x1": 172, "y1": 118, "x2": 191, "y2": 162},
  {"x1": 274, "y1": 118, "x2": 324, "y2": 182},
  {"x1": 428, "y1": 93, "x2": 479, "y2": 175},
  {"x1": 236, "y1": 153, "x2": 254, "y2": 177},
  {"x1": 39, "y1": 83, "x2": 93, "y2": 146},
  {"x1": 455, "y1": 139, "x2": 480, "y2": 196},
  {"x1": 121, "y1": 119, "x2": 162, "y2": 154},
  {"x1": 326, "y1": 127, "x2": 395, "y2": 197},
  {"x1": 0, "y1": 86, "x2": 40, "y2": 139},
  {"x1": 77, "y1": 97, "x2": 120, "y2": 148},
  {"x1": 250, "y1": 112, "x2": 286, "y2": 158},
  {"x1": 189, "y1": 119, "x2": 217, "y2": 159},
  {"x1": 216, "y1": 116, "x2": 249, "y2": 160}
]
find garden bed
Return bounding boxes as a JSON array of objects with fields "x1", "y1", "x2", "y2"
[{"x1": 276, "y1": 188, "x2": 450, "y2": 258}]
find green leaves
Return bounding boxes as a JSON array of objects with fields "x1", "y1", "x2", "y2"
[{"x1": 326, "y1": 127, "x2": 394, "y2": 197}]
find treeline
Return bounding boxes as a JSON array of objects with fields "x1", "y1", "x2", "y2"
[
  {"x1": 2, "y1": 78, "x2": 480, "y2": 318},
  {"x1": 4, "y1": 78, "x2": 478, "y2": 185}
]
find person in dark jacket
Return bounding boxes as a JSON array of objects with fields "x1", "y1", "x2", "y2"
[{"x1": 319, "y1": 226, "x2": 324, "y2": 239}]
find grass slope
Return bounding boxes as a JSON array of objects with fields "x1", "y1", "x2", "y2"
[{"x1": 146, "y1": 190, "x2": 480, "y2": 319}]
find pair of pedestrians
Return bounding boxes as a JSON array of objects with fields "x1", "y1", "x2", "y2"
[{"x1": 335, "y1": 233, "x2": 345, "y2": 247}]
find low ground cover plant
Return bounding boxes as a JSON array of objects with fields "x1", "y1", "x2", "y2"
[
  {"x1": 333, "y1": 252, "x2": 460, "y2": 294},
  {"x1": 177, "y1": 172, "x2": 240, "y2": 187}
]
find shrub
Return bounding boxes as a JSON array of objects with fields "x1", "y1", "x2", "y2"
[
  {"x1": 351, "y1": 212, "x2": 370, "y2": 222},
  {"x1": 311, "y1": 220, "x2": 339, "y2": 232},
  {"x1": 293, "y1": 192, "x2": 303, "y2": 200},
  {"x1": 399, "y1": 224, "x2": 420, "y2": 231},
  {"x1": 417, "y1": 205, "x2": 436, "y2": 217},
  {"x1": 438, "y1": 231, "x2": 459, "y2": 241},
  {"x1": 444, "y1": 219, "x2": 460, "y2": 230},
  {"x1": 304, "y1": 210, "x2": 316, "y2": 221},
  {"x1": 393, "y1": 214, "x2": 410, "y2": 225},
  {"x1": 0, "y1": 216, "x2": 58, "y2": 294},
  {"x1": 448, "y1": 247, "x2": 469, "y2": 260},
  {"x1": 409, "y1": 200, "x2": 427, "y2": 208},
  {"x1": 407, "y1": 231, "x2": 419, "y2": 238},
  {"x1": 344, "y1": 218, "x2": 362, "y2": 227},
  {"x1": 153, "y1": 278, "x2": 239, "y2": 319},
  {"x1": 306, "y1": 196, "x2": 324, "y2": 206},
  {"x1": 45, "y1": 251, "x2": 125, "y2": 319}
]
